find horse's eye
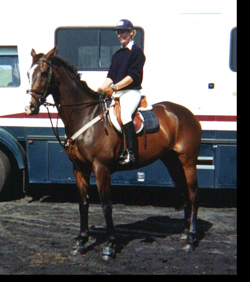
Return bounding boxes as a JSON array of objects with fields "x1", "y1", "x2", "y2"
[{"x1": 41, "y1": 71, "x2": 48, "y2": 78}]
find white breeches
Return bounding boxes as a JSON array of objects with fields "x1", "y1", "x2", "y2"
[{"x1": 113, "y1": 90, "x2": 141, "y2": 125}]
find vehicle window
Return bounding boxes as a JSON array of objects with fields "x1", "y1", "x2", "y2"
[
  {"x1": 0, "y1": 46, "x2": 20, "y2": 87},
  {"x1": 229, "y1": 27, "x2": 237, "y2": 72},
  {"x1": 55, "y1": 27, "x2": 144, "y2": 71}
]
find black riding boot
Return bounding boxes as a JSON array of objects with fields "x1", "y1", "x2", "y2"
[{"x1": 119, "y1": 121, "x2": 138, "y2": 165}]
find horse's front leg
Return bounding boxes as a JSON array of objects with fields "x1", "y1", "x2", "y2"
[
  {"x1": 93, "y1": 162, "x2": 116, "y2": 260},
  {"x1": 72, "y1": 167, "x2": 91, "y2": 254}
]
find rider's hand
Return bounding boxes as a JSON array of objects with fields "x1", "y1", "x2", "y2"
[
  {"x1": 97, "y1": 87, "x2": 105, "y2": 95},
  {"x1": 97, "y1": 87, "x2": 114, "y2": 98},
  {"x1": 104, "y1": 87, "x2": 114, "y2": 98}
]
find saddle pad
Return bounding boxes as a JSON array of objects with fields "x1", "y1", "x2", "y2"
[
  {"x1": 140, "y1": 110, "x2": 159, "y2": 134},
  {"x1": 104, "y1": 98, "x2": 159, "y2": 134}
]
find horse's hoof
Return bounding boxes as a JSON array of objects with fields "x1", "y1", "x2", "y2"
[
  {"x1": 71, "y1": 245, "x2": 87, "y2": 256},
  {"x1": 179, "y1": 233, "x2": 187, "y2": 240},
  {"x1": 72, "y1": 240, "x2": 80, "y2": 249},
  {"x1": 102, "y1": 255, "x2": 113, "y2": 262},
  {"x1": 182, "y1": 243, "x2": 194, "y2": 252},
  {"x1": 78, "y1": 246, "x2": 88, "y2": 254},
  {"x1": 72, "y1": 238, "x2": 93, "y2": 255},
  {"x1": 102, "y1": 246, "x2": 116, "y2": 261}
]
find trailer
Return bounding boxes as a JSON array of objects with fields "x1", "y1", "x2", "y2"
[{"x1": 0, "y1": 0, "x2": 237, "y2": 196}]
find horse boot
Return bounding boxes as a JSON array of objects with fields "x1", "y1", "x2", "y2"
[{"x1": 119, "y1": 121, "x2": 138, "y2": 165}]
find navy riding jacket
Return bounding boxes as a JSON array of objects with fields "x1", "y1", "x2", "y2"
[{"x1": 107, "y1": 44, "x2": 146, "y2": 90}]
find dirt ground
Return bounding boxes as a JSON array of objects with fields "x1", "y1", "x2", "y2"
[{"x1": 0, "y1": 185, "x2": 237, "y2": 275}]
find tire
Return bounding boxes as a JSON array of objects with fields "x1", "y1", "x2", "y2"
[{"x1": 0, "y1": 150, "x2": 11, "y2": 195}]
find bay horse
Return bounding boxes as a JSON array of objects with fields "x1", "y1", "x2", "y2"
[{"x1": 25, "y1": 47, "x2": 202, "y2": 259}]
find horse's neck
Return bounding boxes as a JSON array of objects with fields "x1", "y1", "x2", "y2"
[
  {"x1": 52, "y1": 66, "x2": 99, "y2": 136},
  {"x1": 55, "y1": 66, "x2": 92, "y2": 105}
]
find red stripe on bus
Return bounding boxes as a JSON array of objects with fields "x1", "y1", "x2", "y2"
[{"x1": 0, "y1": 113, "x2": 237, "y2": 122}]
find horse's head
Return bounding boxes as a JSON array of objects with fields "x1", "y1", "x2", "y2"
[{"x1": 25, "y1": 47, "x2": 57, "y2": 115}]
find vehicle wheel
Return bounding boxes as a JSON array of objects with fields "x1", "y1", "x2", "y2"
[{"x1": 0, "y1": 150, "x2": 11, "y2": 196}]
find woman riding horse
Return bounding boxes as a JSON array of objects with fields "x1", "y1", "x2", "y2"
[
  {"x1": 25, "y1": 45, "x2": 201, "y2": 260},
  {"x1": 98, "y1": 19, "x2": 146, "y2": 165}
]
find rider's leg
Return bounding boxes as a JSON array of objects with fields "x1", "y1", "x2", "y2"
[
  {"x1": 119, "y1": 90, "x2": 141, "y2": 164},
  {"x1": 119, "y1": 121, "x2": 138, "y2": 164},
  {"x1": 119, "y1": 90, "x2": 141, "y2": 125}
]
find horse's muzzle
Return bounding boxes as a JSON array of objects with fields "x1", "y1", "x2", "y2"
[{"x1": 25, "y1": 102, "x2": 38, "y2": 116}]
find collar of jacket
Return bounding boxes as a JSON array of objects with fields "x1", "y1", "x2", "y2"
[{"x1": 120, "y1": 40, "x2": 134, "y2": 50}]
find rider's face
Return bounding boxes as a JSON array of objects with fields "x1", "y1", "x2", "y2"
[{"x1": 117, "y1": 29, "x2": 134, "y2": 47}]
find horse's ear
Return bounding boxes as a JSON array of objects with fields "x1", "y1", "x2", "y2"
[
  {"x1": 31, "y1": 48, "x2": 36, "y2": 57},
  {"x1": 45, "y1": 46, "x2": 58, "y2": 60}
]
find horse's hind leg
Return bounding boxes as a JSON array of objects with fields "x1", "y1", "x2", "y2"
[
  {"x1": 183, "y1": 166, "x2": 199, "y2": 247},
  {"x1": 161, "y1": 151, "x2": 188, "y2": 210},
  {"x1": 160, "y1": 150, "x2": 199, "y2": 250},
  {"x1": 178, "y1": 152, "x2": 199, "y2": 245}
]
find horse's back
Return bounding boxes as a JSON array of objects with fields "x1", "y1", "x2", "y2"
[
  {"x1": 153, "y1": 101, "x2": 201, "y2": 131},
  {"x1": 152, "y1": 101, "x2": 202, "y2": 154}
]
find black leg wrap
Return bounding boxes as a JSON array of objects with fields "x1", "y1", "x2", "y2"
[
  {"x1": 101, "y1": 204, "x2": 116, "y2": 260},
  {"x1": 73, "y1": 234, "x2": 96, "y2": 255}
]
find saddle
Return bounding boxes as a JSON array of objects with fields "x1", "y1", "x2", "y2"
[{"x1": 107, "y1": 96, "x2": 159, "y2": 134}]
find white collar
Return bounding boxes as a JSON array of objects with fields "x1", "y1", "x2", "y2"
[{"x1": 121, "y1": 40, "x2": 134, "y2": 50}]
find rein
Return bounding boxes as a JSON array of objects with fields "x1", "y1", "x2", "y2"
[
  {"x1": 27, "y1": 57, "x2": 107, "y2": 148},
  {"x1": 43, "y1": 98, "x2": 109, "y2": 149}
]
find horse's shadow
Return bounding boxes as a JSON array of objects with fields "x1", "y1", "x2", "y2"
[{"x1": 75, "y1": 215, "x2": 213, "y2": 255}]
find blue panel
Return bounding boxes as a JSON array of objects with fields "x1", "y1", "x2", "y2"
[
  {"x1": 48, "y1": 142, "x2": 75, "y2": 183},
  {"x1": 26, "y1": 127, "x2": 66, "y2": 137},
  {"x1": 197, "y1": 170, "x2": 215, "y2": 188},
  {"x1": 216, "y1": 131, "x2": 237, "y2": 140},
  {"x1": 2, "y1": 126, "x2": 25, "y2": 140},
  {"x1": 215, "y1": 145, "x2": 237, "y2": 188},
  {"x1": 26, "y1": 127, "x2": 70, "y2": 183},
  {"x1": 109, "y1": 160, "x2": 174, "y2": 187},
  {"x1": 0, "y1": 128, "x2": 26, "y2": 169},
  {"x1": 26, "y1": 140, "x2": 48, "y2": 182},
  {"x1": 23, "y1": 127, "x2": 237, "y2": 189},
  {"x1": 201, "y1": 130, "x2": 216, "y2": 139},
  {"x1": 197, "y1": 144, "x2": 215, "y2": 188}
]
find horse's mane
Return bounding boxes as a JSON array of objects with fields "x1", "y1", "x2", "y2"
[{"x1": 51, "y1": 55, "x2": 100, "y2": 99}]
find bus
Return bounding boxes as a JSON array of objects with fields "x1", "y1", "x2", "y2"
[{"x1": 0, "y1": 0, "x2": 237, "y2": 196}]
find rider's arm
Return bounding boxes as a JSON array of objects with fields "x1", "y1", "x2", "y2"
[
  {"x1": 99, "y1": 75, "x2": 133, "y2": 94},
  {"x1": 100, "y1": 77, "x2": 113, "y2": 91},
  {"x1": 114, "y1": 75, "x2": 133, "y2": 91}
]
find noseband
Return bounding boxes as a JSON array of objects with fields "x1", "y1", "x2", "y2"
[{"x1": 26, "y1": 59, "x2": 53, "y2": 105}]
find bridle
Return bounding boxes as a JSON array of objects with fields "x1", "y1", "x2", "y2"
[
  {"x1": 25, "y1": 57, "x2": 109, "y2": 148},
  {"x1": 26, "y1": 58, "x2": 102, "y2": 109},
  {"x1": 26, "y1": 58, "x2": 53, "y2": 106}
]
